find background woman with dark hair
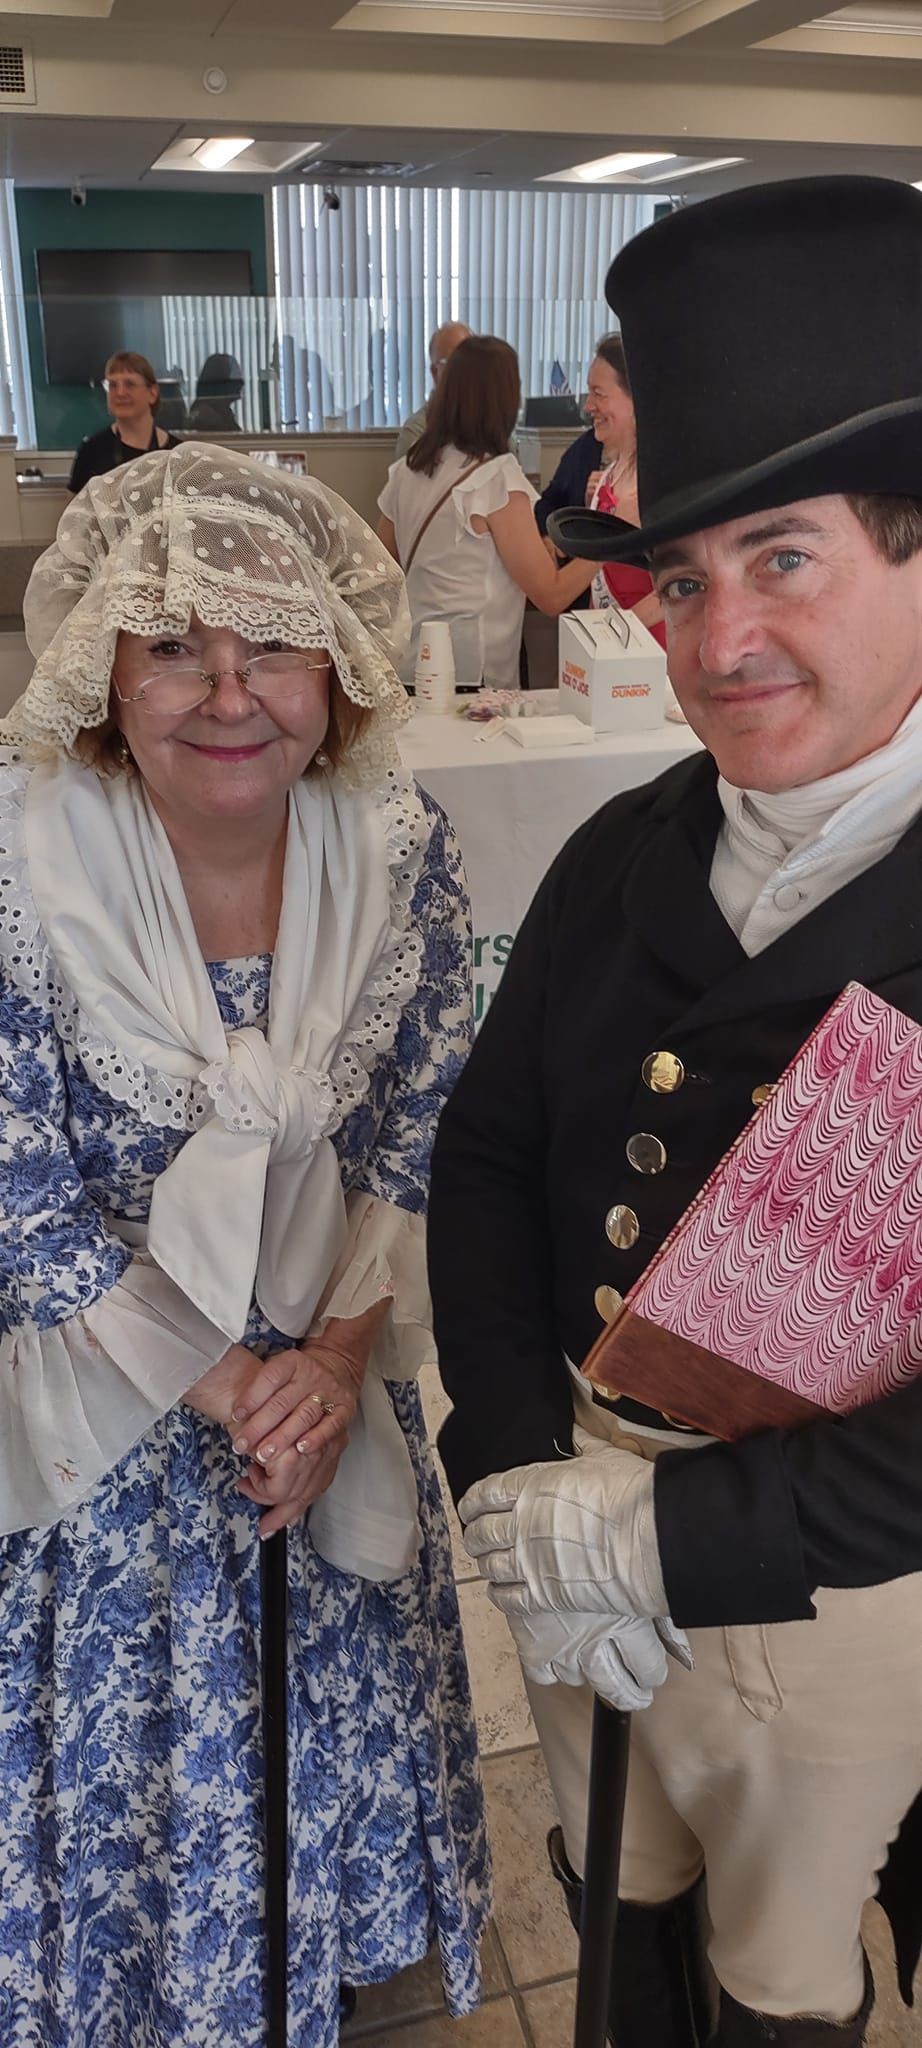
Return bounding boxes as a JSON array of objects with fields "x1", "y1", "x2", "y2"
[
  {"x1": 377, "y1": 335, "x2": 594, "y2": 687},
  {"x1": 69, "y1": 351, "x2": 179, "y2": 495}
]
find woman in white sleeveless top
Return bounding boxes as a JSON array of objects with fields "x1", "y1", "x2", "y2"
[{"x1": 378, "y1": 336, "x2": 595, "y2": 688}]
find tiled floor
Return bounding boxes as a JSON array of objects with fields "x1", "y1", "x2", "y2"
[{"x1": 343, "y1": 1365, "x2": 922, "y2": 2046}]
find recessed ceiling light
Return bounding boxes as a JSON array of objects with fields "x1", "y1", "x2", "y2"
[
  {"x1": 572, "y1": 150, "x2": 677, "y2": 183},
  {"x1": 646, "y1": 156, "x2": 745, "y2": 182},
  {"x1": 152, "y1": 134, "x2": 323, "y2": 176},
  {"x1": 194, "y1": 137, "x2": 254, "y2": 171}
]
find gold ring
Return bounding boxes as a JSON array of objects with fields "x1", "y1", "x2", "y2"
[{"x1": 319, "y1": 1400, "x2": 338, "y2": 1417}]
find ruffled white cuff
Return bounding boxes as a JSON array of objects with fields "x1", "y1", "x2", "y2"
[
  {"x1": 311, "y1": 1190, "x2": 433, "y2": 1382},
  {"x1": 308, "y1": 1192, "x2": 430, "y2": 1583},
  {"x1": 0, "y1": 1255, "x2": 228, "y2": 1535}
]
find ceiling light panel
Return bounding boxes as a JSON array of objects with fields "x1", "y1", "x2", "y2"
[
  {"x1": 541, "y1": 150, "x2": 748, "y2": 187},
  {"x1": 151, "y1": 136, "x2": 325, "y2": 176},
  {"x1": 194, "y1": 137, "x2": 254, "y2": 170},
  {"x1": 573, "y1": 149, "x2": 676, "y2": 181},
  {"x1": 538, "y1": 148, "x2": 676, "y2": 184},
  {"x1": 645, "y1": 156, "x2": 745, "y2": 181}
]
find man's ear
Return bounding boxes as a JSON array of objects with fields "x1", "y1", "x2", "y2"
[{"x1": 904, "y1": 544, "x2": 922, "y2": 622}]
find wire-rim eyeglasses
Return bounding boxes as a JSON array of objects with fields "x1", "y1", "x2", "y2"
[{"x1": 113, "y1": 651, "x2": 330, "y2": 716}]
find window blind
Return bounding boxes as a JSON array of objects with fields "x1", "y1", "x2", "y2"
[{"x1": 272, "y1": 181, "x2": 656, "y2": 431}]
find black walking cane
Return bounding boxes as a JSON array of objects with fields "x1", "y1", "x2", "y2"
[
  {"x1": 573, "y1": 1699, "x2": 631, "y2": 2048},
  {"x1": 261, "y1": 1527, "x2": 289, "y2": 2048}
]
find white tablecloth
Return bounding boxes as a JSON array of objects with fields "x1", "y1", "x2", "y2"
[{"x1": 399, "y1": 709, "x2": 702, "y2": 1021}]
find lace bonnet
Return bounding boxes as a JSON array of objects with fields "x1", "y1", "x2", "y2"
[{"x1": 4, "y1": 441, "x2": 412, "y2": 783}]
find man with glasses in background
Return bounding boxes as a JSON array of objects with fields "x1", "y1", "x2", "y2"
[{"x1": 395, "y1": 321, "x2": 473, "y2": 459}]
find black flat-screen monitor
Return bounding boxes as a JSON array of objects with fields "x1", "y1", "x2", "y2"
[
  {"x1": 524, "y1": 395, "x2": 582, "y2": 427},
  {"x1": 36, "y1": 248, "x2": 254, "y2": 386}
]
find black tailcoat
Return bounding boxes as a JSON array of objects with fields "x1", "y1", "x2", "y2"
[{"x1": 428, "y1": 748, "x2": 922, "y2": 1999}]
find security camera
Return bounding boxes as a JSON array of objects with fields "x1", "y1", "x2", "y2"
[
  {"x1": 70, "y1": 183, "x2": 87, "y2": 209},
  {"x1": 321, "y1": 186, "x2": 341, "y2": 213}
]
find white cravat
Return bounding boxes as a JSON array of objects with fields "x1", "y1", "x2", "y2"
[{"x1": 710, "y1": 693, "x2": 922, "y2": 958}]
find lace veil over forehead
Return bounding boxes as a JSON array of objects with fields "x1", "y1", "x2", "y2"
[{"x1": 4, "y1": 442, "x2": 412, "y2": 784}]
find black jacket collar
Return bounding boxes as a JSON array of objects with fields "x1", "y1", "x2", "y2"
[{"x1": 622, "y1": 751, "x2": 922, "y2": 1032}]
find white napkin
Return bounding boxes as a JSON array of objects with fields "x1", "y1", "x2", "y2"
[{"x1": 504, "y1": 715, "x2": 592, "y2": 748}]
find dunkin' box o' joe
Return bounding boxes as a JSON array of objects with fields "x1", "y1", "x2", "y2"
[{"x1": 558, "y1": 608, "x2": 666, "y2": 733}]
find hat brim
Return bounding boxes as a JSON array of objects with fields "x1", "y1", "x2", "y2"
[{"x1": 548, "y1": 393, "x2": 922, "y2": 564}]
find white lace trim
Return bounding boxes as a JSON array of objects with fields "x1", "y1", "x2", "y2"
[
  {"x1": 3, "y1": 446, "x2": 413, "y2": 790},
  {"x1": 0, "y1": 751, "x2": 430, "y2": 1139}
]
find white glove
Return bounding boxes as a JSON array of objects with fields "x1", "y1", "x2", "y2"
[
  {"x1": 505, "y1": 1605, "x2": 689, "y2": 1713},
  {"x1": 459, "y1": 1429, "x2": 675, "y2": 1625}
]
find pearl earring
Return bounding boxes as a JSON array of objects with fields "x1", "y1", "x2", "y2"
[
  {"x1": 314, "y1": 748, "x2": 330, "y2": 769},
  {"x1": 116, "y1": 735, "x2": 133, "y2": 769}
]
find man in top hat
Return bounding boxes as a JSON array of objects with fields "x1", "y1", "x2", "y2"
[{"x1": 428, "y1": 176, "x2": 922, "y2": 2047}]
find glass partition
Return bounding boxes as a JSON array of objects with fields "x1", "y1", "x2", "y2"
[
  {"x1": 3, "y1": 177, "x2": 662, "y2": 451},
  {"x1": 12, "y1": 291, "x2": 601, "y2": 451}
]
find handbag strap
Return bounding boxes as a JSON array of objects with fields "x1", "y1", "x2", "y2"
[{"x1": 403, "y1": 457, "x2": 487, "y2": 575}]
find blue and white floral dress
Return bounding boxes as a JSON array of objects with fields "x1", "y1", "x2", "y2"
[{"x1": 0, "y1": 759, "x2": 490, "y2": 2048}]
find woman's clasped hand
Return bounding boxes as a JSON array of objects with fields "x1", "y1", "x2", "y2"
[{"x1": 185, "y1": 1302, "x2": 387, "y2": 1536}]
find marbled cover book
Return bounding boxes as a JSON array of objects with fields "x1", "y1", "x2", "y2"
[{"x1": 583, "y1": 983, "x2": 922, "y2": 1438}]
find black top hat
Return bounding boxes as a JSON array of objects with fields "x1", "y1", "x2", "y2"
[{"x1": 549, "y1": 176, "x2": 922, "y2": 564}]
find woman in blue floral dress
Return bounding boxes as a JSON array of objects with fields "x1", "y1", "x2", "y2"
[{"x1": 0, "y1": 444, "x2": 490, "y2": 2047}]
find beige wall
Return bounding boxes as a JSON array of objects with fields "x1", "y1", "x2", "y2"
[
  {"x1": 0, "y1": 634, "x2": 30, "y2": 715},
  {"x1": 13, "y1": 435, "x2": 404, "y2": 545},
  {"x1": 4, "y1": 429, "x2": 579, "y2": 551}
]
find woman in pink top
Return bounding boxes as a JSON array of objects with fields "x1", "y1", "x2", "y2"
[{"x1": 586, "y1": 334, "x2": 666, "y2": 649}]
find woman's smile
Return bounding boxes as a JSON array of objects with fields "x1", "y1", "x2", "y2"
[{"x1": 183, "y1": 739, "x2": 274, "y2": 760}]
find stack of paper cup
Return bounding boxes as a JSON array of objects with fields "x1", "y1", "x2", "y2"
[{"x1": 415, "y1": 620, "x2": 457, "y2": 713}]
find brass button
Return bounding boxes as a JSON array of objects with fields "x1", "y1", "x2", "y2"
[
  {"x1": 751, "y1": 1083, "x2": 774, "y2": 1107},
  {"x1": 626, "y1": 1132, "x2": 667, "y2": 1176},
  {"x1": 605, "y1": 1203, "x2": 640, "y2": 1250},
  {"x1": 642, "y1": 1050, "x2": 685, "y2": 1094},
  {"x1": 594, "y1": 1284, "x2": 624, "y2": 1324}
]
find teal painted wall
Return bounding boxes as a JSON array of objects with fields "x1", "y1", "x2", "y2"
[{"x1": 16, "y1": 188, "x2": 269, "y2": 450}]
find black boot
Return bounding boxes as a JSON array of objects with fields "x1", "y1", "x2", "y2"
[
  {"x1": 548, "y1": 1823, "x2": 584, "y2": 1937},
  {"x1": 715, "y1": 1956, "x2": 874, "y2": 2046},
  {"x1": 547, "y1": 1825, "x2": 716, "y2": 2046}
]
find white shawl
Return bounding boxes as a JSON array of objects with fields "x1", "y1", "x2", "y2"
[{"x1": 20, "y1": 756, "x2": 427, "y2": 1578}]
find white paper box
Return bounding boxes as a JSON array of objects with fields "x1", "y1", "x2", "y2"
[{"x1": 558, "y1": 609, "x2": 666, "y2": 733}]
